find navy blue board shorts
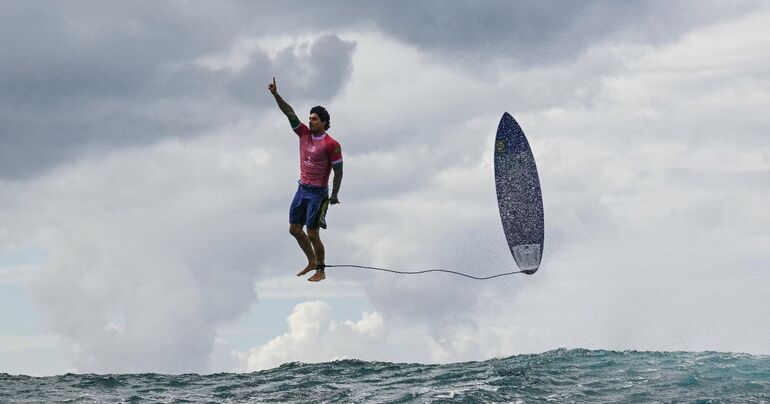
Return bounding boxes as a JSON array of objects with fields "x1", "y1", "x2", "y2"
[{"x1": 289, "y1": 182, "x2": 330, "y2": 229}]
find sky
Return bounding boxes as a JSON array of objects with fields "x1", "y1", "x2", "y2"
[{"x1": 1, "y1": 0, "x2": 769, "y2": 376}]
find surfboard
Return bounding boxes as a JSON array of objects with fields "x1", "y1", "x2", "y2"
[{"x1": 494, "y1": 112, "x2": 544, "y2": 274}]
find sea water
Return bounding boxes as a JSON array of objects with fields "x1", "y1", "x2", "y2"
[{"x1": 2, "y1": 349, "x2": 769, "y2": 403}]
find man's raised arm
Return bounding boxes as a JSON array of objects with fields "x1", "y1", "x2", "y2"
[{"x1": 267, "y1": 77, "x2": 301, "y2": 128}]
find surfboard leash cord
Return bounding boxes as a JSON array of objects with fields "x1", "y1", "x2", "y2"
[{"x1": 319, "y1": 264, "x2": 529, "y2": 280}]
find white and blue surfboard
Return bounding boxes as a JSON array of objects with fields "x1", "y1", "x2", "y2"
[{"x1": 494, "y1": 112, "x2": 544, "y2": 274}]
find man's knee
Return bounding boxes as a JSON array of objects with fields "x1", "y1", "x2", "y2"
[
  {"x1": 306, "y1": 228, "x2": 320, "y2": 242},
  {"x1": 289, "y1": 224, "x2": 305, "y2": 237}
]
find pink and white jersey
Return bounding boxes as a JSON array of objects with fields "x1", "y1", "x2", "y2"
[{"x1": 293, "y1": 122, "x2": 343, "y2": 187}]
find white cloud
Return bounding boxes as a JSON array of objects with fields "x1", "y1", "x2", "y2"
[
  {"x1": 6, "y1": 126, "x2": 289, "y2": 373},
  {"x1": 0, "y1": 264, "x2": 40, "y2": 284},
  {"x1": 243, "y1": 301, "x2": 390, "y2": 371},
  {"x1": 0, "y1": 334, "x2": 62, "y2": 353},
  {"x1": 255, "y1": 276, "x2": 365, "y2": 299}
]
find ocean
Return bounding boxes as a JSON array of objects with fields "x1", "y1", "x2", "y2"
[{"x1": 2, "y1": 349, "x2": 768, "y2": 403}]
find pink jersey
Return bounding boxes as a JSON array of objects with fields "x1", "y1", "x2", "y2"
[{"x1": 293, "y1": 122, "x2": 343, "y2": 187}]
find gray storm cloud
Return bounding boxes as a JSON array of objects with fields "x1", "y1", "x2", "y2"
[
  {"x1": 2, "y1": 1, "x2": 759, "y2": 180},
  {"x1": 0, "y1": 0, "x2": 356, "y2": 179}
]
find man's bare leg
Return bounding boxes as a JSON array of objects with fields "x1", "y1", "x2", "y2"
[
  {"x1": 306, "y1": 228, "x2": 326, "y2": 282},
  {"x1": 290, "y1": 224, "x2": 316, "y2": 276}
]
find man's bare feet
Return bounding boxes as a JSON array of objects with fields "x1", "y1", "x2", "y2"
[
  {"x1": 308, "y1": 270, "x2": 326, "y2": 282},
  {"x1": 297, "y1": 262, "x2": 316, "y2": 276}
]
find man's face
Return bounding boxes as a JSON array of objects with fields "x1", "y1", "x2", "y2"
[{"x1": 308, "y1": 113, "x2": 325, "y2": 133}]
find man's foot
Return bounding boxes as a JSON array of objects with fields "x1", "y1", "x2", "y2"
[
  {"x1": 297, "y1": 262, "x2": 316, "y2": 276},
  {"x1": 308, "y1": 270, "x2": 326, "y2": 282}
]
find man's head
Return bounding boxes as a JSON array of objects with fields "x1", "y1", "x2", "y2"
[{"x1": 309, "y1": 106, "x2": 330, "y2": 133}]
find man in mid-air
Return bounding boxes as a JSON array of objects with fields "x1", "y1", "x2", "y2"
[{"x1": 268, "y1": 77, "x2": 343, "y2": 282}]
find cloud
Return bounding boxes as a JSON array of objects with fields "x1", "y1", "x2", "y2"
[
  {"x1": 243, "y1": 301, "x2": 388, "y2": 371},
  {"x1": 0, "y1": 264, "x2": 40, "y2": 284},
  {"x1": 12, "y1": 127, "x2": 289, "y2": 373},
  {"x1": 331, "y1": 0, "x2": 763, "y2": 68},
  {"x1": 3, "y1": 1, "x2": 760, "y2": 180},
  {"x1": 238, "y1": 301, "x2": 496, "y2": 371},
  {"x1": 0, "y1": 0, "x2": 356, "y2": 180}
]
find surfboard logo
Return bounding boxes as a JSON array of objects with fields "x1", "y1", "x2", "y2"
[{"x1": 496, "y1": 140, "x2": 505, "y2": 152}]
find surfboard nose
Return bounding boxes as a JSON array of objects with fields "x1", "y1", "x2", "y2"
[{"x1": 496, "y1": 112, "x2": 513, "y2": 138}]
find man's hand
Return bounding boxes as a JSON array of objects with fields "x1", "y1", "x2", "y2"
[
  {"x1": 329, "y1": 195, "x2": 340, "y2": 205},
  {"x1": 268, "y1": 77, "x2": 278, "y2": 95}
]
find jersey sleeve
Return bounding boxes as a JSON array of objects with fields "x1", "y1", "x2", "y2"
[
  {"x1": 328, "y1": 139, "x2": 343, "y2": 166},
  {"x1": 293, "y1": 122, "x2": 309, "y2": 137}
]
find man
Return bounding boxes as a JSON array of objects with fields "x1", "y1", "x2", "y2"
[{"x1": 268, "y1": 77, "x2": 343, "y2": 282}]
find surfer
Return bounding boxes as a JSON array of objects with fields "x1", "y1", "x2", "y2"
[{"x1": 268, "y1": 77, "x2": 343, "y2": 282}]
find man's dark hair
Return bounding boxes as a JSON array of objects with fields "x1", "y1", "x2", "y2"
[{"x1": 310, "y1": 106, "x2": 331, "y2": 130}]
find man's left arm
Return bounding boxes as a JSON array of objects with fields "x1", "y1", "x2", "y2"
[{"x1": 330, "y1": 163, "x2": 343, "y2": 204}]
